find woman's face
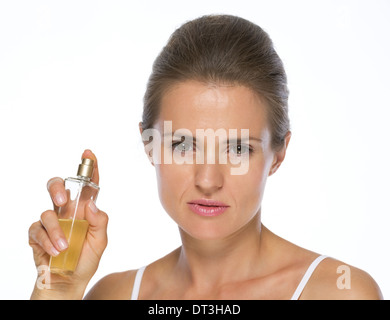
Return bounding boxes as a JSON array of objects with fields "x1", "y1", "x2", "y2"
[{"x1": 144, "y1": 80, "x2": 286, "y2": 240}]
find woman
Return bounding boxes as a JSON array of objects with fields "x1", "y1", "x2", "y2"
[{"x1": 29, "y1": 15, "x2": 382, "y2": 299}]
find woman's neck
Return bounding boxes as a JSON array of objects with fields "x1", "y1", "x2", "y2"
[{"x1": 175, "y1": 211, "x2": 268, "y2": 292}]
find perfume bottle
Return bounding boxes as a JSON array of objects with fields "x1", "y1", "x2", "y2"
[{"x1": 49, "y1": 158, "x2": 100, "y2": 276}]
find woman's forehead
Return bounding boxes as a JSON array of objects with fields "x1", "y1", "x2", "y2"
[{"x1": 157, "y1": 80, "x2": 269, "y2": 133}]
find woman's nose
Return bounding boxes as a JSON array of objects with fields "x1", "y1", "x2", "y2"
[{"x1": 194, "y1": 163, "x2": 224, "y2": 195}]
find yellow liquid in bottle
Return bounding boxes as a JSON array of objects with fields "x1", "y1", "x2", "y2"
[{"x1": 49, "y1": 219, "x2": 89, "y2": 276}]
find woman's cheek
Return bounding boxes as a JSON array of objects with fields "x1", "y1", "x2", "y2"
[
  {"x1": 237, "y1": 159, "x2": 269, "y2": 209},
  {"x1": 156, "y1": 163, "x2": 190, "y2": 217}
]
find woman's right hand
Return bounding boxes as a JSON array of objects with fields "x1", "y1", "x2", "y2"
[{"x1": 28, "y1": 150, "x2": 109, "y2": 299}]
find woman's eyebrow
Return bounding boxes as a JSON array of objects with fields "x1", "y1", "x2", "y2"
[{"x1": 164, "y1": 132, "x2": 262, "y2": 143}]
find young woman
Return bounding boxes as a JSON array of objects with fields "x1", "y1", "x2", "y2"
[{"x1": 29, "y1": 15, "x2": 382, "y2": 300}]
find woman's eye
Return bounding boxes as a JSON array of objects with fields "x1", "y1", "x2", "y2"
[
  {"x1": 172, "y1": 141, "x2": 193, "y2": 153},
  {"x1": 228, "y1": 144, "x2": 252, "y2": 156}
]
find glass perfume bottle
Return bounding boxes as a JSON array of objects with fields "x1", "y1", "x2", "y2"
[{"x1": 49, "y1": 158, "x2": 100, "y2": 276}]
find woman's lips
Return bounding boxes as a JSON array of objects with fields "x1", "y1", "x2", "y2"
[{"x1": 187, "y1": 199, "x2": 230, "y2": 217}]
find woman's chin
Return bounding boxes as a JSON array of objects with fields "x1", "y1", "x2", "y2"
[{"x1": 178, "y1": 223, "x2": 236, "y2": 242}]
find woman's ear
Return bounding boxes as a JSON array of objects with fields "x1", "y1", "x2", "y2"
[
  {"x1": 269, "y1": 131, "x2": 291, "y2": 176},
  {"x1": 139, "y1": 122, "x2": 155, "y2": 166}
]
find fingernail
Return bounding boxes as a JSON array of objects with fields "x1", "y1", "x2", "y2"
[
  {"x1": 57, "y1": 238, "x2": 68, "y2": 251},
  {"x1": 51, "y1": 247, "x2": 60, "y2": 256},
  {"x1": 55, "y1": 193, "x2": 66, "y2": 206},
  {"x1": 89, "y1": 201, "x2": 98, "y2": 213}
]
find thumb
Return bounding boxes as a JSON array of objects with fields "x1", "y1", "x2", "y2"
[{"x1": 85, "y1": 200, "x2": 109, "y2": 244}]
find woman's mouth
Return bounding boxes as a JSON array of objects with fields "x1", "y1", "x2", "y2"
[{"x1": 187, "y1": 199, "x2": 230, "y2": 217}]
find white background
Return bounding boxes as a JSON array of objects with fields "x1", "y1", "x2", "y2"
[{"x1": 0, "y1": 0, "x2": 389, "y2": 299}]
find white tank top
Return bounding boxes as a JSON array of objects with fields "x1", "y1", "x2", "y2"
[{"x1": 131, "y1": 255, "x2": 328, "y2": 300}]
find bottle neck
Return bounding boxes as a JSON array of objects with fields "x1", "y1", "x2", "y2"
[{"x1": 77, "y1": 175, "x2": 91, "y2": 182}]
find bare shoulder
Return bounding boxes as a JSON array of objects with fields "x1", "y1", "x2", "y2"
[
  {"x1": 84, "y1": 269, "x2": 138, "y2": 300},
  {"x1": 301, "y1": 257, "x2": 383, "y2": 300},
  {"x1": 84, "y1": 248, "x2": 180, "y2": 300}
]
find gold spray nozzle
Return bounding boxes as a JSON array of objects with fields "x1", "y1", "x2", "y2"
[{"x1": 77, "y1": 158, "x2": 94, "y2": 178}]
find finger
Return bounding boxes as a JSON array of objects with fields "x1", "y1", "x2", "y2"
[
  {"x1": 81, "y1": 149, "x2": 99, "y2": 185},
  {"x1": 40, "y1": 210, "x2": 68, "y2": 253},
  {"x1": 84, "y1": 200, "x2": 108, "y2": 246},
  {"x1": 29, "y1": 220, "x2": 61, "y2": 257},
  {"x1": 47, "y1": 177, "x2": 67, "y2": 210}
]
